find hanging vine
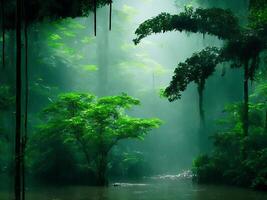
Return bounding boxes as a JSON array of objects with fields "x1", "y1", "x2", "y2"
[
  {"x1": 109, "y1": 0, "x2": 112, "y2": 30},
  {"x1": 94, "y1": 0, "x2": 97, "y2": 36},
  {"x1": 4, "y1": 1, "x2": 115, "y2": 198}
]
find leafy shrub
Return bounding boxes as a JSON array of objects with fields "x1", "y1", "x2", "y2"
[{"x1": 193, "y1": 95, "x2": 267, "y2": 190}]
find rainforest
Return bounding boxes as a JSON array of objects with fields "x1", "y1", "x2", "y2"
[{"x1": 1, "y1": 0, "x2": 267, "y2": 200}]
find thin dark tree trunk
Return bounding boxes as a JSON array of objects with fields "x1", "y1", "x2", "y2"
[
  {"x1": 1, "y1": 0, "x2": 5, "y2": 69},
  {"x1": 75, "y1": 135, "x2": 91, "y2": 169},
  {"x1": 109, "y1": 0, "x2": 112, "y2": 31},
  {"x1": 22, "y1": 1, "x2": 28, "y2": 199},
  {"x1": 265, "y1": 109, "x2": 267, "y2": 133},
  {"x1": 197, "y1": 81, "x2": 205, "y2": 152},
  {"x1": 96, "y1": 126, "x2": 108, "y2": 186},
  {"x1": 243, "y1": 61, "x2": 249, "y2": 137},
  {"x1": 96, "y1": 153, "x2": 108, "y2": 186},
  {"x1": 198, "y1": 87, "x2": 205, "y2": 128},
  {"x1": 94, "y1": 0, "x2": 96, "y2": 36},
  {"x1": 15, "y1": 0, "x2": 22, "y2": 199}
]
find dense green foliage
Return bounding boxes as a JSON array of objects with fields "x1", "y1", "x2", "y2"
[
  {"x1": 133, "y1": 7, "x2": 239, "y2": 45},
  {"x1": 0, "y1": 85, "x2": 13, "y2": 138},
  {"x1": 30, "y1": 93, "x2": 161, "y2": 185},
  {"x1": 164, "y1": 47, "x2": 221, "y2": 102},
  {"x1": 190, "y1": 0, "x2": 267, "y2": 190},
  {"x1": 1, "y1": 0, "x2": 267, "y2": 196},
  {"x1": 163, "y1": 47, "x2": 221, "y2": 151},
  {"x1": 0, "y1": 85, "x2": 13, "y2": 111},
  {"x1": 0, "y1": 86, "x2": 13, "y2": 175},
  {"x1": 3, "y1": 0, "x2": 112, "y2": 28},
  {"x1": 133, "y1": 0, "x2": 267, "y2": 190},
  {"x1": 193, "y1": 82, "x2": 267, "y2": 190}
]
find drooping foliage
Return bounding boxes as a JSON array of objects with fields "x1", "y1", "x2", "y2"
[
  {"x1": 133, "y1": 5, "x2": 266, "y2": 76},
  {"x1": 163, "y1": 47, "x2": 222, "y2": 152},
  {"x1": 133, "y1": 7, "x2": 241, "y2": 152},
  {"x1": 134, "y1": 4, "x2": 267, "y2": 138},
  {"x1": 222, "y1": 33, "x2": 264, "y2": 81},
  {"x1": 3, "y1": 0, "x2": 113, "y2": 29},
  {"x1": 164, "y1": 47, "x2": 221, "y2": 102},
  {"x1": 36, "y1": 92, "x2": 161, "y2": 185},
  {"x1": 133, "y1": 7, "x2": 240, "y2": 45}
]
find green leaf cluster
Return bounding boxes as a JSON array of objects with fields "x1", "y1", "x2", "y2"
[
  {"x1": 133, "y1": 7, "x2": 239, "y2": 44},
  {"x1": 38, "y1": 92, "x2": 162, "y2": 167},
  {"x1": 164, "y1": 47, "x2": 221, "y2": 101},
  {"x1": 193, "y1": 83, "x2": 267, "y2": 189}
]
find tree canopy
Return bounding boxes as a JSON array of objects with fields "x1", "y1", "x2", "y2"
[
  {"x1": 133, "y1": 7, "x2": 240, "y2": 45},
  {"x1": 134, "y1": 5, "x2": 267, "y2": 137},
  {"x1": 221, "y1": 33, "x2": 264, "y2": 80},
  {"x1": 37, "y1": 92, "x2": 162, "y2": 185},
  {"x1": 3, "y1": 0, "x2": 113, "y2": 29},
  {"x1": 164, "y1": 47, "x2": 221, "y2": 102}
]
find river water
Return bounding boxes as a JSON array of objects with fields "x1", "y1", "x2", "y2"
[{"x1": 1, "y1": 179, "x2": 267, "y2": 200}]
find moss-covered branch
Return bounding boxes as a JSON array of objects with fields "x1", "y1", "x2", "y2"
[{"x1": 133, "y1": 7, "x2": 240, "y2": 44}]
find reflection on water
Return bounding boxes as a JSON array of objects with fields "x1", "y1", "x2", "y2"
[{"x1": 1, "y1": 180, "x2": 267, "y2": 200}]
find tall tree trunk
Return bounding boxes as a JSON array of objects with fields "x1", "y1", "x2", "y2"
[
  {"x1": 22, "y1": 2, "x2": 28, "y2": 199},
  {"x1": 96, "y1": 153, "x2": 108, "y2": 186},
  {"x1": 197, "y1": 81, "x2": 205, "y2": 153},
  {"x1": 243, "y1": 61, "x2": 249, "y2": 137},
  {"x1": 198, "y1": 87, "x2": 205, "y2": 129},
  {"x1": 15, "y1": 0, "x2": 22, "y2": 199},
  {"x1": 96, "y1": 126, "x2": 108, "y2": 186}
]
